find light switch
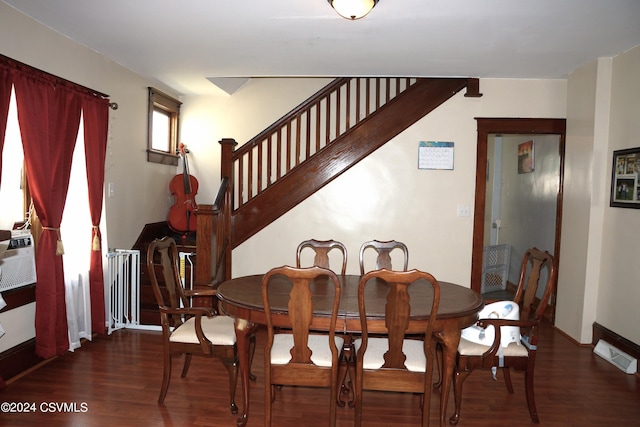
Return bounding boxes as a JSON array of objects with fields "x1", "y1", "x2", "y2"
[{"x1": 457, "y1": 204, "x2": 471, "y2": 217}]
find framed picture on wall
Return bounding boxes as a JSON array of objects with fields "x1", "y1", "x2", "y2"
[
  {"x1": 610, "y1": 147, "x2": 640, "y2": 208},
  {"x1": 517, "y1": 140, "x2": 534, "y2": 173}
]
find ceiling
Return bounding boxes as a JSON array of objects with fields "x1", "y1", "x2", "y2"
[{"x1": 4, "y1": 0, "x2": 640, "y2": 95}]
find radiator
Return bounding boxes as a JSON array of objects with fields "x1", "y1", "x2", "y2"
[
  {"x1": 106, "y1": 249, "x2": 140, "y2": 335},
  {"x1": 0, "y1": 233, "x2": 37, "y2": 292}
]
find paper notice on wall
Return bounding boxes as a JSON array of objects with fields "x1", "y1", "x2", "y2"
[{"x1": 418, "y1": 141, "x2": 454, "y2": 170}]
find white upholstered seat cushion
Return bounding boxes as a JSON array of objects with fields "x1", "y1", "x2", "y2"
[
  {"x1": 270, "y1": 334, "x2": 344, "y2": 367},
  {"x1": 353, "y1": 337, "x2": 427, "y2": 372},
  {"x1": 169, "y1": 315, "x2": 237, "y2": 345},
  {"x1": 457, "y1": 337, "x2": 528, "y2": 357},
  {"x1": 460, "y1": 301, "x2": 521, "y2": 348}
]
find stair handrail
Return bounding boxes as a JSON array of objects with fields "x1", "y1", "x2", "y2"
[{"x1": 233, "y1": 77, "x2": 351, "y2": 158}]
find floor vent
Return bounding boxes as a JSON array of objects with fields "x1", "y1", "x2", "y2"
[{"x1": 593, "y1": 340, "x2": 637, "y2": 374}]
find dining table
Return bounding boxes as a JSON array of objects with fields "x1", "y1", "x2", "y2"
[{"x1": 216, "y1": 273, "x2": 484, "y2": 427}]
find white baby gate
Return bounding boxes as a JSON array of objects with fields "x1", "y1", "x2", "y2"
[{"x1": 106, "y1": 249, "x2": 140, "y2": 334}]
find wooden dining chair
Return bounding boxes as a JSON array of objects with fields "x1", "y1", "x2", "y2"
[
  {"x1": 340, "y1": 239, "x2": 411, "y2": 407},
  {"x1": 262, "y1": 265, "x2": 344, "y2": 427},
  {"x1": 354, "y1": 268, "x2": 441, "y2": 427},
  {"x1": 359, "y1": 239, "x2": 409, "y2": 274},
  {"x1": 450, "y1": 247, "x2": 557, "y2": 425},
  {"x1": 296, "y1": 239, "x2": 352, "y2": 405},
  {"x1": 296, "y1": 239, "x2": 348, "y2": 275},
  {"x1": 146, "y1": 237, "x2": 239, "y2": 414}
]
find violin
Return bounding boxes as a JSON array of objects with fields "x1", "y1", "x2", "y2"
[{"x1": 167, "y1": 143, "x2": 199, "y2": 232}]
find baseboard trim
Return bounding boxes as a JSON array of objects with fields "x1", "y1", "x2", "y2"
[
  {"x1": 0, "y1": 284, "x2": 36, "y2": 312},
  {"x1": 0, "y1": 338, "x2": 45, "y2": 383},
  {"x1": 551, "y1": 324, "x2": 587, "y2": 347}
]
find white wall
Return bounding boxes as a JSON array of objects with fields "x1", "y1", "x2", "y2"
[
  {"x1": 0, "y1": 302, "x2": 35, "y2": 353},
  {"x1": 556, "y1": 61, "x2": 597, "y2": 341},
  {"x1": 597, "y1": 45, "x2": 640, "y2": 344},
  {"x1": 558, "y1": 44, "x2": 640, "y2": 345}
]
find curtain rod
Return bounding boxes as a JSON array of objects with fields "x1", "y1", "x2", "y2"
[{"x1": 0, "y1": 53, "x2": 117, "y2": 110}]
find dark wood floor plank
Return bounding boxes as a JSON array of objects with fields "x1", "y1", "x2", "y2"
[{"x1": 1, "y1": 322, "x2": 639, "y2": 426}]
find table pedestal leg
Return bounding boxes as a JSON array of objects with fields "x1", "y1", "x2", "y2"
[
  {"x1": 234, "y1": 319, "x2": 257, "y2": 427},
  {"x1": 436, "y1": 326, "x2": 462, "y2": 427},
  {"x1": 337, "y1": 335, "x2": 355, "y2": 407}
]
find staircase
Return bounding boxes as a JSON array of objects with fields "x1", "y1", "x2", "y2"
[
  {"x1": 206, "y1": 77, "x2": 481, "y2": 282},
  {"x1": 131, "y1": 222, "x2": 197, "y2": 325}
]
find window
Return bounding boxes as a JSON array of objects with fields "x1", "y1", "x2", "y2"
[
  {"x1": 0, "y1": 87, "x2": 29, "y2": 230},
  {"x1": 0, "y1": 88, "x2": 95, "y2": 236},
  {"x1": 147, "y1": 87, "x2": 181, "y2": 165}
]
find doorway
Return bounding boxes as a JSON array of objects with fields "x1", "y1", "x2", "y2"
[{"x1": 471, "y1": 118, "x2": 566, "y2": 322}]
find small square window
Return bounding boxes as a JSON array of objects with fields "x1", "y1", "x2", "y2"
[{"x1": 147, "y1": 87, "x2": 181, "y2": 165}]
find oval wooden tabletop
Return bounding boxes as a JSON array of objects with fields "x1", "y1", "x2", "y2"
[{"x1": 217, "y1": 274, "x2": 484, "y2": 326}]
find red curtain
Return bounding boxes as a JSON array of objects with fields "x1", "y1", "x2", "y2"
[
  {"x1": 1, "y1": 56, "x2": 111, "y2": 359},
  {"x1": 13, "y1": 73, "x2": 82, "y2": 358},
  {"x1": 81, "y1": 95, "x2": 109, "y2": 335}
]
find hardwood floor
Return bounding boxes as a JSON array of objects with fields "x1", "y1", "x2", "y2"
[{"x1": 2, "y1": 322, "x2": 638, "y2": 426}]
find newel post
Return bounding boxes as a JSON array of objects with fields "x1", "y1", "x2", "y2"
[
  {"x1": 220, "y1": 138, "x2": 236, "y2": 180},
  {"x1": 194, "y1": 203, "x2": 215, "y2": 287},
  {"x1": 219, "y1": 138, "x2": 237, "y2": 281}
]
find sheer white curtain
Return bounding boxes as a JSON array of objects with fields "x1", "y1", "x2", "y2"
[
  {"x1": 61, "y1": 114, "x2": 93, "y2": 351},
  {"x1": 65, "y1": 119, "x2": 110, "y2": 351}
]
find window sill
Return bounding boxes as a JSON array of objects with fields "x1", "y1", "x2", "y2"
[{"x1": 147, "y1": 150, "x2": 178, "y2": 166}]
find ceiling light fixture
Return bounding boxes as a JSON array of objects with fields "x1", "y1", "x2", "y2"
[{"x1": 328, "y1": 0, "x2": 379, "y2": 20}]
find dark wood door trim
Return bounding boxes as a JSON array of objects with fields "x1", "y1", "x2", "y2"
[{"x1": 471, "y1": 118, "x2": 566, "y2": 318}]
